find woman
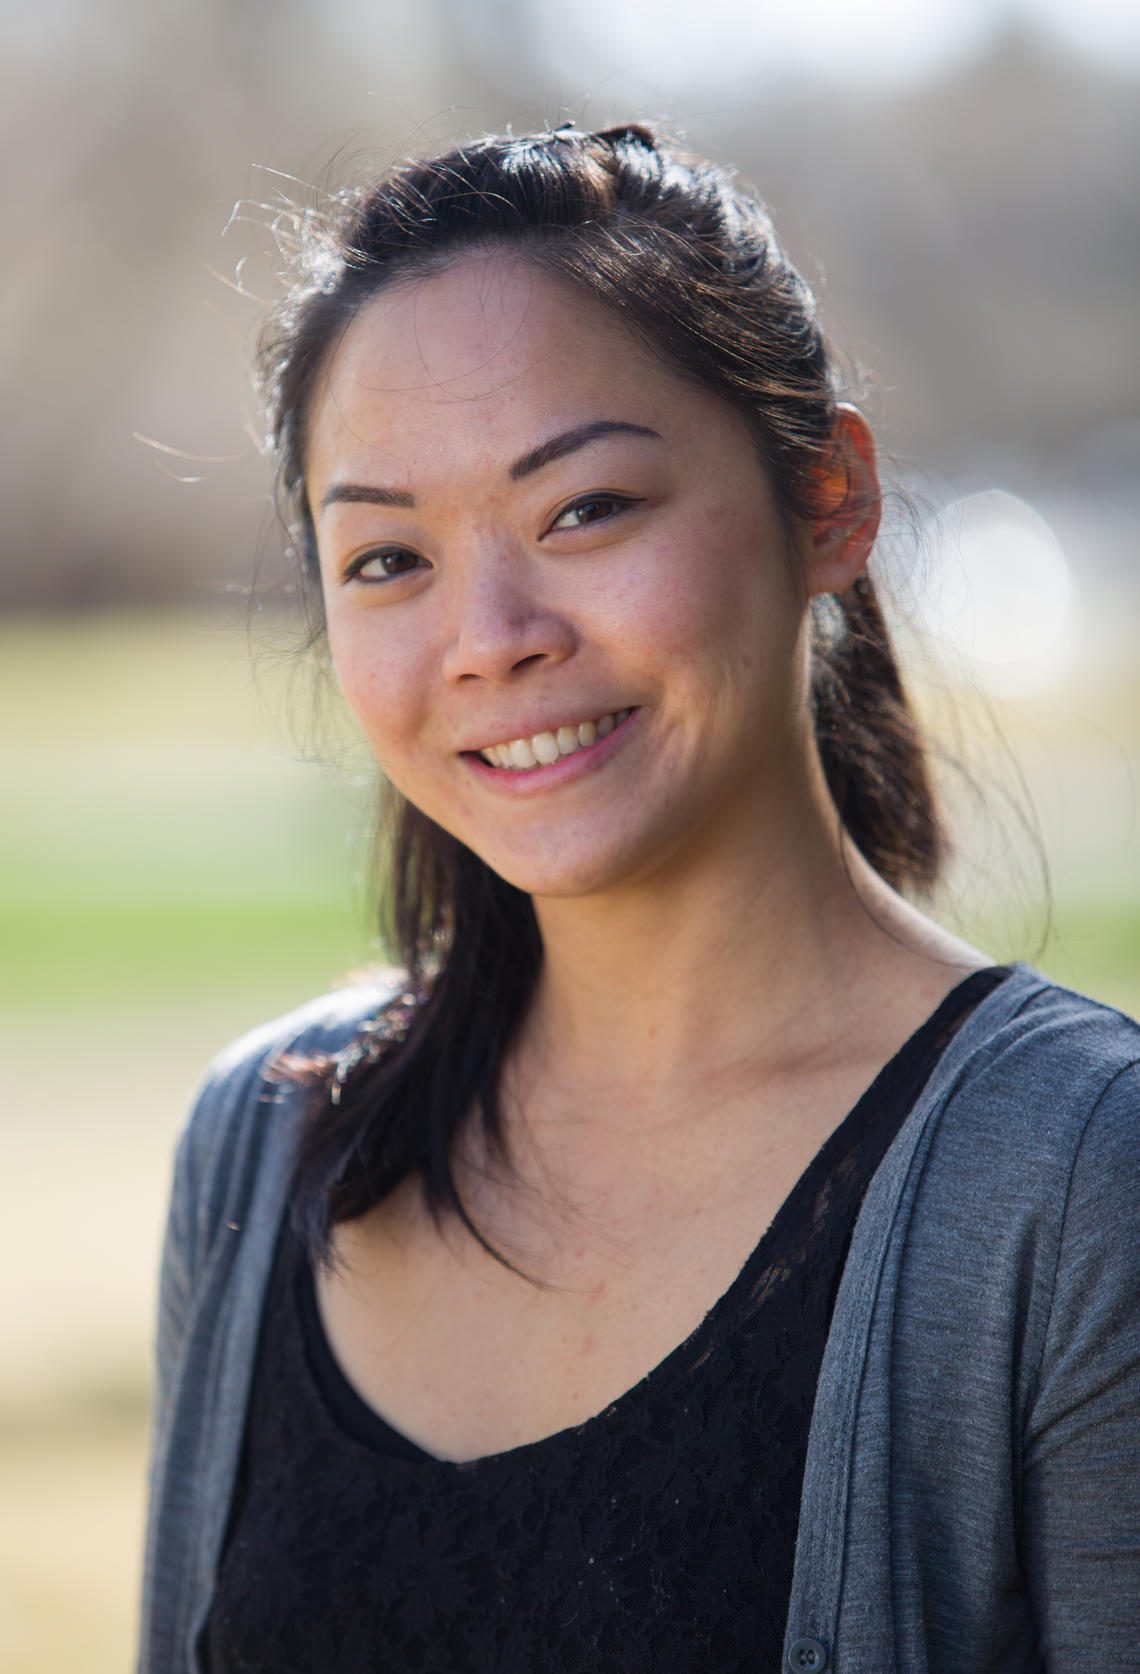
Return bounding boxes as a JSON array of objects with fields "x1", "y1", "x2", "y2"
[{"x1": 140, "y1": 126, "x2": 1140, "y2": 1672}]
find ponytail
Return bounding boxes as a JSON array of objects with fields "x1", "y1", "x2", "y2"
[{"x1": 811, "y1": 572, "x2": 943, "y2": 893}]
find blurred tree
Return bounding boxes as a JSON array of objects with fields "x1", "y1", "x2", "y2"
[{"x1": 1, "y1": 3, "x2": 1136, "y2": 607}]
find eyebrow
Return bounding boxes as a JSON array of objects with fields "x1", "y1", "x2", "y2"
[
  {"x1": 508, "y1": 420, "x2": 661, "y2": 481},
  {"x1": 319, "y1": 482, "x2": 415, "y2": 513},
  {"x1": 318, "y1": 420, "x2": 662, "y2": 515}
]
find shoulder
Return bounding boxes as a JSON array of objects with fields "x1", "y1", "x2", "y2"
[
  {"x1": 917, "y1": 977, "x2": 1138, "y2": 1211},
  {"x1": 168, "y1": 970, "x2": 406, "y2": 1262},
  {"x1": 194, "y1": 969, "x2": 405, "y2": 1099},
  {"x1": 941, "y1": 965, "x2": 1140, "y2": 1149},
  {"x1": 882, "y1": 967, "x2": 1140, "y2": 1336},
  {"x1": 902, "y1": 967, "x2": 1140, "y2": 1358},
  {"x1": 930, "y1": 970, "x2": 1138, "y2": 1124},
  {"x1": 187, "y1": 970, "x2": 402, "y2": 1128},
  {"x1": 994, "y1": 965, "x2": 1138, "y2": 1053},
  {"x1": 862, "y1": 965, "x2": 1140, "y2": 1420}
]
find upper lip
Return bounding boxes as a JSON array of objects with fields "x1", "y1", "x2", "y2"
[{"x1": 458, "y1": 707, "x2": 634, "y2": 754}]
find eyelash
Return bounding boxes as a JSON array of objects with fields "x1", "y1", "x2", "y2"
[
  {"x1": 547, "y1": 492, "x2": 643, "y2": 532},
  {"x1": 340, "y1": 494, "x2": 644, "y2": 585},
  {"x1": 341, "y1": 548, "x2": 424, "y2": 585}
]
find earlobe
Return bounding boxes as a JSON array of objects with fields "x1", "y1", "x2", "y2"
[{"x1": 804, "y1": 405, "x2": 881, "y2": 598}]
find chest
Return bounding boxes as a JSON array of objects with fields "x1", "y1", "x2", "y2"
[
  {"x1": 210, "y1": 1156, "x2": 862, "y2": 1674},
  {"x1": 311, "y1": 986, "x2": 960, "y2": 1461},
  {"x1": 317, "y1": 1195, "x2": 768, "y2": 1459},
  {"x1": 314, "y1": 1066, "x2": 869, "y2": 1460}
]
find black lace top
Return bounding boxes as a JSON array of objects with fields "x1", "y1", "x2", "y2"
[{"x1": 206, "y1": 968, "x2": 1007, "y2": 1674}]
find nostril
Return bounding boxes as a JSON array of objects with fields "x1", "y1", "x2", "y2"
[{"x1": 441, "y1": 606, "x2": 576, "y2": 686}]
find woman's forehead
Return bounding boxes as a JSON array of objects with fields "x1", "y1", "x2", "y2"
[
  {"x1": 314, "y1": 257, "x2": 664, "y2": 417},
  {"x1": 304, "y1": 254, "x2": 705, "y2": 482}
]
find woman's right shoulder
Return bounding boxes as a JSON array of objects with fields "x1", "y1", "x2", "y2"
[{"x1": 170, "y1": 968, "x2": 408, "y2": 1224}]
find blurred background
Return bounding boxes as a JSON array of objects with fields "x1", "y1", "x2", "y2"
[{"x1": 1, "y1": 0, "x2": 1137, "y2": 1667}]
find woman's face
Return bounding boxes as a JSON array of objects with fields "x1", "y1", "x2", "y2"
[{"x1": 305, "y1": 255, "x2": 820, "y2": 901}]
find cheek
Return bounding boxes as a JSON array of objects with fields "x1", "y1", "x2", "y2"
[
  {"x1": 599, "y1": 511, "x2": 798, "y2": 678},
  {"x1": 325, "y1": 613, "x2": 429, "y2": 759}
]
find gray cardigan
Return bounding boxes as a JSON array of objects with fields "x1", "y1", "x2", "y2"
[{"x1": 138, "y1": 965, "x2": 1140, "y2": 1673}]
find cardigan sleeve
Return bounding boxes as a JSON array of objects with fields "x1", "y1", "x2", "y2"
[
  {"x1": 149, "y1": 1022, "x2": 284, "y2": 1429},
  {"x1": 140, "y1": 981, "x2": 402, "y2": 1674},
  {"x1": 148, "y1": 976, "x2": 401, "y2": 1422},
  {"x1": 1021, "y1": 1057, "x2": 1140, "y2": 1662},
  {"x1": 152, "y1": 1115, "x2": 197, "y2": 1432},
  {"x1": 141, "y1": 1022, "x2": 295, "y2": 1674}
]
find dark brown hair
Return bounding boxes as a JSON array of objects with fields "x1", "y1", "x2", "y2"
[{"x1": 256, "y1": 123, "x2": 945, "y2": 1262}]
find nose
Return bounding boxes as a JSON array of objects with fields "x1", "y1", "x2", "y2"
[{"x1": 439, "y1": 548, "x2": 577, "y2": 685}]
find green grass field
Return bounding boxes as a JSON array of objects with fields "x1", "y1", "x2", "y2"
[{"x1": 1, "y1": 611, "x2": 1137, "y2": 1672}]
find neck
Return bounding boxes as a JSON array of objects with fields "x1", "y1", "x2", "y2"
[{"x1": 519, "y1": 761, "x2": 962, "y2": 1121}]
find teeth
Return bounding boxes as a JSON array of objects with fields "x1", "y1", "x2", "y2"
[{"x1": 478, "y1": 709, "x2": 633, "y2": 770}]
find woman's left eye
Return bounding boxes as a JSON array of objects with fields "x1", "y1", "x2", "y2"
[{"x1": 547, "y1": 494, "x2": 642, "y2": 533}]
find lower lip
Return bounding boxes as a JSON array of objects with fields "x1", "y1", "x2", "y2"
[{"x1": 462, "y1": 709, "x2": 641, "y2": 795}]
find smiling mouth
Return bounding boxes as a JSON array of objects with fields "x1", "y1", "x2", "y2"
[{"x1": 477, "y1": 709, "x2": 635, "y2": 770}]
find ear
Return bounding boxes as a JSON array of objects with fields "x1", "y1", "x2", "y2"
[{"x1": 802, "y1": 405, "x2": 881, "y2": 598}]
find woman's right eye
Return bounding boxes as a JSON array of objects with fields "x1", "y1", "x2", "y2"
[{"x1": 342, "y1": 548, "x2": 425, "y2": 585}]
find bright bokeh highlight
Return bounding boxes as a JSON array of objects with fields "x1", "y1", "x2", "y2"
[{"x1": 921, "y1": 490, "x2": 1078, "y2": 696}]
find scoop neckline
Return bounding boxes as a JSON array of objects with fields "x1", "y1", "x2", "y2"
[{"x1": 295, "y1": 964, "x2": 1011, "y2": 1471}]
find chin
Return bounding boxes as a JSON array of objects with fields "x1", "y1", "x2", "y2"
[
  {"x1": 471, "y1": 822, "x2": 683, "y2": 903},
  {"x1": 481, "y1": 852, "x2": 630, "y2": 902}
]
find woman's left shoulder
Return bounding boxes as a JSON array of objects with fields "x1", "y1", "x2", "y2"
[
  {"x1": 958, "y1": 963, "x2": 1140, "y2": 1111},
  {"x1": 928, "y1": 965, "x2": 1140, "y2": 1203}
]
